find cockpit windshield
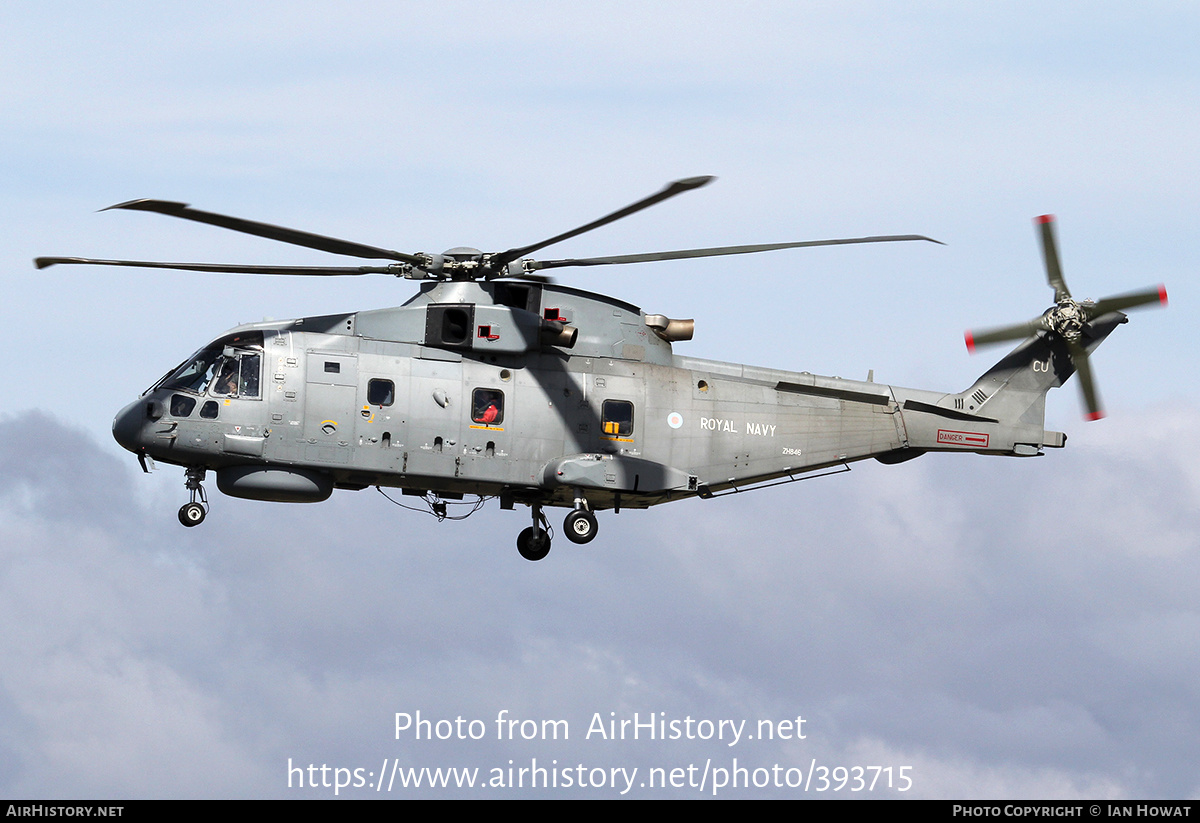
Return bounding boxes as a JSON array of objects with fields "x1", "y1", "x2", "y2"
[{"x1": 153, "y1": 332, "x2": 264, "y2": 397}]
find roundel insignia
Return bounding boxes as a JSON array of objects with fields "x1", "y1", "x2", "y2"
[{"x1": 667, "y1": 412, "x2": 683, "y2": 429}]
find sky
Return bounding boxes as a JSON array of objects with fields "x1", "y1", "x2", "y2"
[{"x1": 1, "y1": 1, "x2": 1197, "y2": 799}]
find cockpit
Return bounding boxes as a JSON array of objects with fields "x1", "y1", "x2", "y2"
[{"x1": 150, "y1": 331, "x2": 264, "y2": 400}]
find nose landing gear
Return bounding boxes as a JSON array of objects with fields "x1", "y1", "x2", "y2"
[
  {"x1": 563, "y1": 491, "x2": 598, "y2": 544},
  {"x1": 178, "y1": 467, "x2": 209, "y2": 527}
]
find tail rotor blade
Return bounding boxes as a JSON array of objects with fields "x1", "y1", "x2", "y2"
[
  {"x1": 1036, "y1": 215, "x2": 1071, "y2": 302},
  {"x1": 965, "y1": 317, "x2": 1047, "y2": 352},
  {"x1": 1088, "y1": 284, "x2": 1168, "y2": 318},
  {"x1": 1066, "y1": 338, "x2": 1104, "y2": 420}
]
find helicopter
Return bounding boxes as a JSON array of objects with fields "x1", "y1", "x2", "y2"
[{"x1": 37, "y1": 177, "x2": 1166, "y2": 560}]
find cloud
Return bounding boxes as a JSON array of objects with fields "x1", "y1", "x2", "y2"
[{"x1": 0, "y1": 404, "x2": 1196, "y2": 797}]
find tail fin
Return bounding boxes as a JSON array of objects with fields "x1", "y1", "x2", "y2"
[{"x1": 962, "y1": 313, "x2": 1126, "y2": 428}]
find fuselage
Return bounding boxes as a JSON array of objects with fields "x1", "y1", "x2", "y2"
[{"x1": 113, "y1": 280, "x2": 1075, "y2": 511}]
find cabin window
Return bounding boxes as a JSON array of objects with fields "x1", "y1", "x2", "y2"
[
  {"x1": 471, "y1": 388, "x2": 504, "y2": 425},
  {"x1": 200, "y1": 401, "x2": 219, "y2": 419},
  {"x1": 601, "y1": 400, "x2": 634, "y2": 437},
  {"x1": 368, "y1": 379, "x2": 395, "y2": 407}
]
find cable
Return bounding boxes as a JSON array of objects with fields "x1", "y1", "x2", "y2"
[{"x1": 375, "y1": 487, "x2": 493, "y2": 522}]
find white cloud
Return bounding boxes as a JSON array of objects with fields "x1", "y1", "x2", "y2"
[{"x1": 0, "y1": 402, "x2": 1196, "y2": 797}]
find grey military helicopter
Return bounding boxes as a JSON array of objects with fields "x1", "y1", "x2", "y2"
[{"x1": 37, "y1": 177, "x2": 1166, "y2": 560}]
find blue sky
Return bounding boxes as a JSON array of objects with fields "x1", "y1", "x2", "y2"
[{"x1": 1, "y1": 2, "x2": 1197, "y2": 798}]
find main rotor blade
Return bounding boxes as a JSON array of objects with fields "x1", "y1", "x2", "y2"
[
  {"x1": 35, "y1": 256, "x2": 394, "y2": 276},
  {"x1": 104, "y1": 199, "x2": 424, "y2": 266},
  {"x1": 1087, "y1": 284, "x2": 1168, "y2": 318},
  {"x1": 1066, "y1": 338, "x2": 1104, "y2": 420},
  {"x1": 491, "y1": 176, "x2": 715, "y2": 269},
  {"x1": 964, "y1": 317, "x2": 1047, "y2": 352},
  {"x1": 528, "y1": 234, "x2": 944, "y2": 271},
  {"x1": 1036, "y1": 214, "x2": 1071, "y2": 302}
]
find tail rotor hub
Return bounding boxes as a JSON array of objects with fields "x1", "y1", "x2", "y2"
[{"x1": 1046, "y1": 298, "x2": 1087, "y2": 341}]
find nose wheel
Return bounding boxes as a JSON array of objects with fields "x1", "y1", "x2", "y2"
[
  {"x1": 178, "y1": 501, "x2": 206, "y2": 527},
  {"x1": 178, "y1": 467, "x2": 209, "y2": 528},
  {"x1": 564, "y1": 509, "x2": 598, "y2": 544},
  {"x1": 563, "y1": 489, "x2": 598, "y2": 545}
]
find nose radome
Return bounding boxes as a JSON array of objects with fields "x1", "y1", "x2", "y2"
[{"x1": 111, "y1": 400, "x2": 146, "y2": 453}]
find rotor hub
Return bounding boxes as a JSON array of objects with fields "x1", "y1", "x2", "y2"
[{"x1": 1045, "y1": 298, "x2": 1087, "y2": 341}]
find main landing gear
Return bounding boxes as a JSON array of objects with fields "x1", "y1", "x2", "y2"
[
  {"x1": 517, "y1": 503, "x2": 552, "y2": 561},
  {"x1": 515, "y1": 492, "x2": 599, "y2": 561},
  {"x1": 178, "y1": 467, "x2": 209, "y2": 527}
]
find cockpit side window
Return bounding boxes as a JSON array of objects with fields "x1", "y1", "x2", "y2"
[
  {"x1": 239, "y1": 353, "x2": 261, "y2": 398},
  {"x1": 155, "y1": 332, "x2": 264, "y2": 396},
  {"x1": 213, "y1": 358, "x2": 240, "y2": 395},
  {"x1": 211, "y1": 351, "x2": 262, "y2": 398}
]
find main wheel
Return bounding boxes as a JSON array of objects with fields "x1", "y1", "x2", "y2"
[
  {"x1": 178, "y1": 502, "x2": 206, "y2": 527},
  {"x1": 563, "y1": 509, "x2": 598, "y2": 544},
  {"x1": 516, "y1": 527, "x2": 551, "y2": 561}
]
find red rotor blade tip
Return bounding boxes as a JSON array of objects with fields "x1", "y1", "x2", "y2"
[
  {"x1": 1159, "y1": 284, "x2": 1168, "y2": 306},
  {"x1": 1085, "y1": 410, "x2": 1106, "y2": 422},
  {"x1": 964, "y1": 330, "x2": 976, "y2": 353},
  {"x1": 1035, "y1": 214, "x2": 1055, "y2": 224}
]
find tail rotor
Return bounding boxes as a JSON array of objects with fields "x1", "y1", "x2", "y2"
[{"x1": 965, "y1": 215, "x2": 1167, "y2": 421}]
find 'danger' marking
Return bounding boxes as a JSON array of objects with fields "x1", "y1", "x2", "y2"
[{"x1": 937, "y1": 428, "x2": 989, "y2": 447}]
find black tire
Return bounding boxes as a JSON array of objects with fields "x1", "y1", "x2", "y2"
[
  {"x1": 516, "y1": 526, "x2": 551, "y2": 561},
  {"x1": 563, "y1": 509, "x2": 598, "y2": 544},
  {"x1": 178, "y1": 502, "x2": 206, "y2": 527}
]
